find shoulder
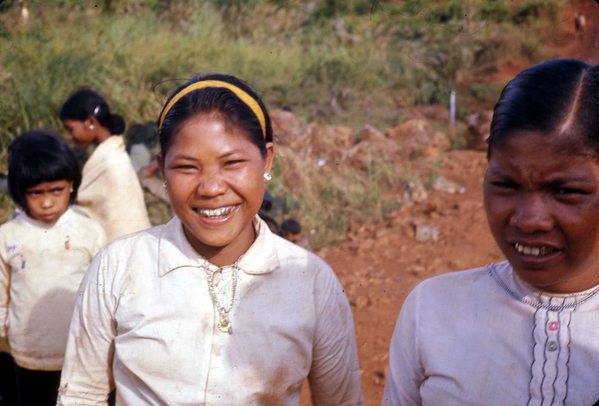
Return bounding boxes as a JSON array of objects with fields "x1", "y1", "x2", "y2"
[
  {"x1": 274, "y1": 234, "x2": 332, "y2": 274},
  {"x1": 418, "y1": 265, "x2": 492, "y2": 291},
  {"x1": 66, "y1": 208, "x2": 104, "y2": 232},
  {"x1": 404, "y1": 262, "x2": 507, "y2": 314},
  {"x1": 102, "y1": 224, "x2": 163, "y2": 256}
]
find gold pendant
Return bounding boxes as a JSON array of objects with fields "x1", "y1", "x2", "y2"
[{"x1": 218, "y1": 318, "x2": 231, "y2": 334}]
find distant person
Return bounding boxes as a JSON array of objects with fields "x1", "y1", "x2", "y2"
[
  {"x1": 60, "y1": 89, "x2": 151, "y2": 241},
  {"x1": 280, "y1": 218, "x2": 312, "y2": 251},
  {"x1": 383, "y1": 59, "x2": 599, "y2": 405},
  {"x1": 0, "y1": 130, "x2": 106, "y2": 406},
  {"x1": 57, "y1": 74, "x2": 363, "y2": 406}
]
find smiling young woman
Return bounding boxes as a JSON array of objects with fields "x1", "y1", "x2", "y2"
[
  {"x1": 383, "y1": 59, "x2": 599, "y2": 406},
  {"x1": 57, "y1": 74, "x2": 364, "y2": 406}
]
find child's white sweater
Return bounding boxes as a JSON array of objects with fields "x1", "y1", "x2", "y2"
[{"x1": 0, "y1": 208, "x2": 106, "y2": 370}]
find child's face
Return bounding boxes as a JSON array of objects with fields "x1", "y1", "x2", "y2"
[
  {"x1": 62, "y1": 118, "x2": 95, "y2": 149},
  {"x1": 158, "y1": 113, "x2": 274, "y2": 265},
  {"x1": 25, "y1": 180, "x2": 73, "y2": 224}
]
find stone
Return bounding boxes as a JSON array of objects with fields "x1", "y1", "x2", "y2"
[
  {"x1": 465, "y1": 110, "x2": 493, "y2": 151},
  {"x1": 305, "y1": 124, "x2": 353, "y2": 163},
  {"x1": 414, "y1": 224, "x2": 441, "y2": 242},
  {"x1": 387, "y1": 120, "x2": 450, "y2": 159},
  {"x1": 354, "y1": 296, "x2": 370, "y2": 309},
  {"x1": 345, "y1": 137, "x2": 400, "y2": 170},
  {"x1": 270, "y1": 109, "x2": 300, "y2": 146},
  {"x1": 432, "y1": 176, "x2": 465, "y2": 194},
  {"x1": 401, "y1": 182, "x2": 428, "y2": 207},
  {"x1": 356, "y1": 124, "x2": 385, "y2": 142}
]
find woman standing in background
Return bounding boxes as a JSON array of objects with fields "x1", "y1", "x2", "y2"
[{"x1": 60, "y1": 89, "x2": 151, "y2": 241}]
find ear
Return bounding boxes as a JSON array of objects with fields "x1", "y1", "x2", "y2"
[
  {"x1": 85, "y1": 115, "x2": 95, "y2": 128},
  {"x1": 155, "y1": 152, "x2": 165, "y2": 179},
  {"x1": 263, "y1": 143, "x2": 275, "y2": 181},
  {"x1": 68, "y1": 180, "x2": 74, "y2": 193}
]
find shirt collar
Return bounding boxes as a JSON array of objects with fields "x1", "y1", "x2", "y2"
[
  {"x1": 17, "y1": 206, "x2": 75, "y2": 229},
  {"x1": 157, "y1": 215, "x2": 280, "y2": 277}
]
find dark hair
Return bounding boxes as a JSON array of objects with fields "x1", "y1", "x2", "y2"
[
  {"x1": 8, "y1": 130, "x2": 82, "y2": 212},
  {"x1": 158, "y1": 74, "x2": 273, "y2": 162},
  {"x1": 281, "y1": 218, "x2": 301, "y2": 235},
  {"x1": 60, "y1": 88, "x2": 126, "y2": 135},
  {"x1": 488, "y1": 58, "x2": 599, "y2": 158}
]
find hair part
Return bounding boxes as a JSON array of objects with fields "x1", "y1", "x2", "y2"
[
  {"x1": 8, "y1": 130, "x2": 82, "y2": 212},
  {"x1": 158, "y1": 74, "x2": 273, "y2": 163},
  {"x1": 60, "y1": 88, "x2": 125, "y2": 135},
  {"x1": 488, "y1": 59, "x2": 599, "y2": 159}
]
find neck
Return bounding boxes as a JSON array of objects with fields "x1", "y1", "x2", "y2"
[
  {"x1": 183, "y1": 224, "x2": 256, "y2": 268},
  {"x1": 94, "y1": 127, "x2": 112, "y2": 145}
]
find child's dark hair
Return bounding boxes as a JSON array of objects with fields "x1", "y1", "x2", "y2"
[
  {"x1": 158, "y1": 74, "x2": 273, "y2": 162},
  {"x1": 8, "y1": 130, "x2": 82, "y2": 211},
  {"x1": 60, "y1": 88, "x2": 125, "y2": 135},
  {"x1": 281, "y1": 218, "x2": 301, "y2": 235},
  {"x1": 488, "y1": 58, "x2": 599, "y2": 158}
]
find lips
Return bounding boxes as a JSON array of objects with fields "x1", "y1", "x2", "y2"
[
  {"x1": 192, "y1": 204, "x2": 240, "y2": 224},
  {"x1": 197, "y1": 205, "x2": 236, "y2": 218},
  {"x1": 509, "y1": 241, "x2": 563, "y2": 268}
]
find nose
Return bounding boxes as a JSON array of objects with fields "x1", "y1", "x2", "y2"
[
  {"x1": 40, "y1": 195, "x2": 54, "y2": 209},
  {"x1": 509, "y1": 195, "x2": 553, "y2": 233},
  {"x1": 196, "y1": 170, "x2": 227, "y2": 198}
]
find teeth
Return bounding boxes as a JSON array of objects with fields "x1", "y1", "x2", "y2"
[
  {"x1": 198, "y1": 206, "x2": 235, "y2": 218},
  {"x1": 514, "y1": 243, "x2": 554, "y2": 256}
]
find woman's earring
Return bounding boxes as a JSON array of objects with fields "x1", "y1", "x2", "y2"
[
  {"x1": 69, "y1": 188, "x2": 74, "y2": 193},
  {"x1": 90, "y1": 124, "x2": 95, "y2": 130},
  {"x1": 163, "y1": 181, "x2": 167, "y2": 189},
  {"x1": 263, "y1": 173, "x2": 272, "y2": 181}
]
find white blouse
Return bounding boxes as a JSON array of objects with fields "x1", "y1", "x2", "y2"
[
  {"x1": 383, "y1": 261, "x2": 599, "y2": 406},
  {"x1": 57, "y1": 215, "x2": 364, "y2": 406},
  {"x1": 76, "y1": 135, "x2": 151, "y2": 242}
]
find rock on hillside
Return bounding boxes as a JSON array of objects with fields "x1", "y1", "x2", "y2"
[
  {"x1": 386, "y1": 119, "x2": 450, "y2": 159},
  {"x1": 465, "y1": 110, "x2": 493, "y2": 151}
]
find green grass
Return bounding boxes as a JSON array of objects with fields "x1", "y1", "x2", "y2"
[{"x1": 0, "y1": 0, "x2": 566, "y2": 246}]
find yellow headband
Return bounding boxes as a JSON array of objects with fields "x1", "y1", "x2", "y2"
[{"x1": 158, "y1": 80, "x2": 267, "y2": 139}]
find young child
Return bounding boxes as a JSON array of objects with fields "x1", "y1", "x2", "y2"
[
  {"x1": 280, "y1": 218, "x2": 312, "y2": 251},
  {"x1": 0, "y1": 130, "x2": 106, "y2": 406}
]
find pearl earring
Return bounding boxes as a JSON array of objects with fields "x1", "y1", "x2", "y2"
[
  {"x1": 90, "y1": 124, "x2": 95, "y2": 130},
  {"x1": 263, "y1": 173, "x2": 272, "y2": 181}
]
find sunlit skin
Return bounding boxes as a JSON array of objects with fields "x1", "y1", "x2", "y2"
[
  {"x1": 24, "y1": 179, "x2": 73, "y2": 224},
  {"x1": 157, "y1": 112, "x2": 274, "y2": 267},
  {"x1": 484, "y1": 131, "x2": 599, "y2": 293},
  {"x1": 62, "y1": 116, "x2": 111, "y2": 149}
]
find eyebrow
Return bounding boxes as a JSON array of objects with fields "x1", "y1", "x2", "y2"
[{"x1": 487, "y1": 170, "x2": 591, "y2": 185}]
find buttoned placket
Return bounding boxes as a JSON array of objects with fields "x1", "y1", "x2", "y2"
[{"x1": 528, "y1": 295, "x2": 575, "y2": 406}]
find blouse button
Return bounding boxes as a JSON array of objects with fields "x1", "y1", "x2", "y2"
[
  {"x1": 547, "y1": 341, "x2": 558, "y2": 352},
  {"x1": 548, "y1": 321, "x2": 559, "y2": 331}
]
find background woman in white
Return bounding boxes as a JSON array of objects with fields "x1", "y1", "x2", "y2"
[
  {"x1": 383, "y1": 59, "x2": 599, "y2": 406},
  {"x1": 60, "y1": 89, "x2": 151, "y2": 241},
  {"x1": 57, "y1": 74, "x2": 364, "y2": 406}
]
